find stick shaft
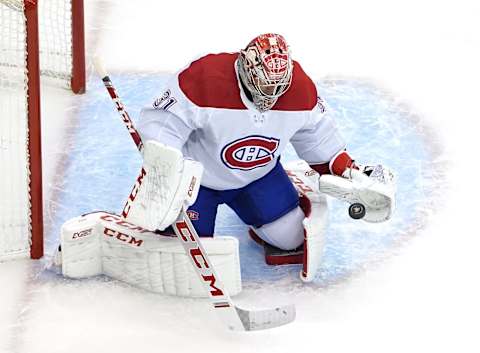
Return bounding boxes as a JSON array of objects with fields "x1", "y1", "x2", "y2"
[
  {"x1": 100, "y1": 76, "x2": 144, "y2": 152},
  {"x1": 96, "y1": 66, "x2": 245, "y2": 331}
]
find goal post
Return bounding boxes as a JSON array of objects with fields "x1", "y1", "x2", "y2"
[
  {"x1": 71, "y1": 0, "x2": 85, "y2": 93},
  {"x1": 0, "y1": 0, "x2": 85, "y2": 261},
  {"x1": 25, "y1": 0, "x2": 43, "y2": 260}
]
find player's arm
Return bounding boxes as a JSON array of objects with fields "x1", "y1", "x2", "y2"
[
  {"x1": 291, "y1": 106, "x2": 396, "y2": 222},
  {"x1": 136, "y1": 106, "x2": 193, "y2": 151},
  {"x1": 123, "y1": 89, "x2": 203, "y2": 231},
  {"x1": 137, "y1": 72, "x2": 202, "y2": 151}
]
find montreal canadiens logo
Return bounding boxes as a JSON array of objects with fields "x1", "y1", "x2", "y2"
[
  {"x1": 265, "y1": 53, "x2": 289, "y2": 75},
  {"x1": 221, "y1": 135, "x2": 280, "y2": 170}
]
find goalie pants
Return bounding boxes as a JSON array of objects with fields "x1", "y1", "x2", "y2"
[{"x1": 187, "y1": 161, "x2": 300, "y2": 237}]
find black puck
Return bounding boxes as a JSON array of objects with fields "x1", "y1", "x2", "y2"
[{"x1": 349, "y1": 203, "x2": 366, "y2": 219}]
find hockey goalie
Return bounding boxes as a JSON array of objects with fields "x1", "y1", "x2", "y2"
[{"x1": 56, "y1": 33, "x2": 396, "y2": 297}]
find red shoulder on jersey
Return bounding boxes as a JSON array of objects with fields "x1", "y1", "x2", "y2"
[
  {"x1": 272, "y1": 61, "x2": 317, "y2": 111},
  {"x1": 178, "y1": 53, "x2": 247, "y2": 109},
  {"x1": 178, "y1": 53, "x2": 317, "y2": 111}
]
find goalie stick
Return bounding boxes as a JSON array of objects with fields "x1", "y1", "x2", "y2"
[{"x1": 94, "y1": 58, "x2": 295, "y2": 331}]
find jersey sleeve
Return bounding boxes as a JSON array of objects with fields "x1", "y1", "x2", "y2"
[
  {"x1": 290, "y1": 97, "x2": 346, "y2": 164},
  {"x1": 137, "y1": 108, "x2": 193, "y2": 151},
  {"x1": 136, "y1": 73, "x2": 202, "y2": 151}
]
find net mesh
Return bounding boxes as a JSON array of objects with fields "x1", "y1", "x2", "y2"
[
  {"x1": 0, "y1": 0, "x2": 75, "y2": 259},
  {"x1": 39, "y1": 0, "x2": 73, "y2": 86}
]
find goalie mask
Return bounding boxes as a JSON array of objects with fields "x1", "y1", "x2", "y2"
[{"x1": 238, "y1": 33, "x2": 293, "y2": 112}]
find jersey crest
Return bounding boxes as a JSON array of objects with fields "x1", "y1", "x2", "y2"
[{"x1": 221, "y1": 135, "x2": 280, "y2": 170}]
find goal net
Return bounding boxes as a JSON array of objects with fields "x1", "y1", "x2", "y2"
[{"x1": 0, "y1": 0, "x2": 85, "y2": 260}]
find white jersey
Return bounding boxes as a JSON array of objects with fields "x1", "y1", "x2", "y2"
[{"x1": 137, "y1": 53, "x2": 345, "y2": 191}]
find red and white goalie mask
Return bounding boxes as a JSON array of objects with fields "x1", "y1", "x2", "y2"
[{"x1": 238, "y1": 33, "x2": 293, "y2": 111}]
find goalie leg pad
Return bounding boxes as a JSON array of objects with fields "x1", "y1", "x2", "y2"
[
  {"x1": 60, "y1": 212, "x2": 242, "y2": 297},
  {"x1": 284, "y1": 160, "x2": 329, "y2": 282},
  {"x1": 247, "y1": 159, "x2": 328, "y2": 278},
  {"x1": 300, "y1": 191, "x2": 328, "y2": 282}
]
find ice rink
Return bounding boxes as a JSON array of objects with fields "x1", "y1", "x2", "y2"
[{"x1": 1, "y1": 0, "x2": 480, "y2": 352}]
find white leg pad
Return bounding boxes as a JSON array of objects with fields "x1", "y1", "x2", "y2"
[
  {"x1": 301, "y1": 195, "x2": 328, "y2": 282},
  {"x1": 60, "y1": 212, "x2": 242, "y2": 297},
  {"x1": 284, "y1": 160, "x2": 328, "y2": 282}
]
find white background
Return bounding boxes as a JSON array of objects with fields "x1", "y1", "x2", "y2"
[{"x1": 2, "y1": 0, "x2": 480, "y2": 352}]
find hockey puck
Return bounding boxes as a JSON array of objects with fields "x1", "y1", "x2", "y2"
[{"x1": 349, "y1": 203, "x2": 366, "y2": 219}]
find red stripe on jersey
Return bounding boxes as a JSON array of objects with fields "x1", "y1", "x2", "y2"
[
  {"x1": 272, "y1": 62, "x2": 317, "y2": 111},
  {"x1": 178, "y1": 53, "x2": 247, "y2": 109},
  {"x1": 178, "y1": 53, "x2": 318, "y2": 111}
]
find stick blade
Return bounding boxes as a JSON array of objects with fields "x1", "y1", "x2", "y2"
[{"x1": 235, "y1": 304, "x2": 296, "y2": 331}]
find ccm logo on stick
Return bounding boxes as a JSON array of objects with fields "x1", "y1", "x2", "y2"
[
  {"x1": 122, "y1": 167, "x2": 146, "y2": 218},
  {"x1": 174, "y1": 220, "x2": 224, "y2": 297},
  {"x1": 221, "y1": 135, "x2": 280, "y2": 170}
]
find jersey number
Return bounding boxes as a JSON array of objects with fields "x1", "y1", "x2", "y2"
[{"x1": 153, "y1": 89, "x2": 177, "y2": 111}]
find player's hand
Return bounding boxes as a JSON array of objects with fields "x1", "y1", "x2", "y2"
[{"x1": 343, "y1": 164, "x2": 396, "y2": 222}]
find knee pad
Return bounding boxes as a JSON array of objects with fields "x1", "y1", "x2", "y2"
[{"x1": 252, "y1": 206, "x2": 305, "y2": 251}]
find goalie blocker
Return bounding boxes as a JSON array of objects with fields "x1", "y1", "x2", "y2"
[
  {"x1": 57, "y1": 211, "x2": 242, "y2": 298},
  {"x1": 122, "y1": 140, "x2": 203, "y2": 231}
]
